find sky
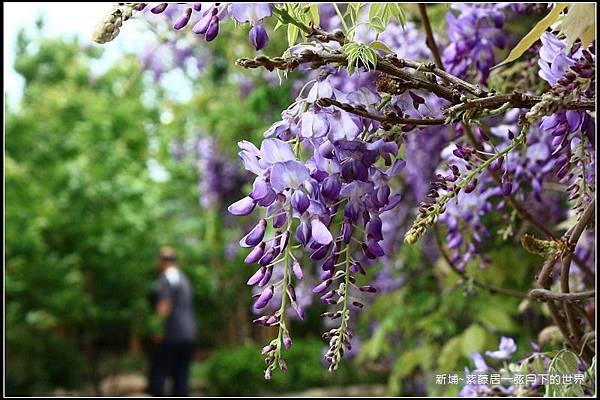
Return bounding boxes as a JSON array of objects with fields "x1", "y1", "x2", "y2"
[
  {"x1": 4, "y1": 2, "x2": 161, "y2": 104},
  {"x1": 3, "y1": 2, "x2": 182, "y2": 181},
  {"x1": 5, "y1": 3, "x2": 108, "y2": 100}
]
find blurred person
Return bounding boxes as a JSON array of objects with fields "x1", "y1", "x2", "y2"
[{"x1": 147, "y1": 246, "x2": 197, "y2": 397}]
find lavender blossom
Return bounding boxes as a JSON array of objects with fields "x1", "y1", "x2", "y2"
[
  {"x1": 485, "y1": 336, "x2": 517, "y2": 360},
  {"x1": 230, "y1": 3, "x2": 273, "y2": 50}
]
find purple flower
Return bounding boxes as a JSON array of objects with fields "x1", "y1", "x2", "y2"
[
  {"x1": 260, "y1": 138, "x2": 297, "y2": 163},
  {"x1": 190, "y1": 3, "x2": 228, "y2": 41},
  {"x1": 292, "y1": 260, "x2": 303, "y2": 280},
  {"x1": 538, "y1": 32, "x2": 577, "y2": 86},
  {"x1": 205, "y1": 16, "x2": 220, "y2": 41},
  {"x1": 259, "y1": 248, "x2": 278, "y2": 267},
  {"x1": 306, "y1": 77, "x2": 335, "y2": 103},
  {"x1": 311, "y1": 218, "x2": 333, "y2": 245},
  {"x1": 193, "y1": 9, "x2": 216, "y2": 34},
  {"x1": 301, "y1": 106, "x2": 330, "y2": 138},
  {"x1": 228, "y1": 196, "x2": 257, "y2": 216},
  {"x1": 150, "y1": 3, "x2": 169, "y2": 14},
  {"x1": 366, "y1": 216, "x2": 383, "y2": 241},
  {"x1": 230, "y1": 4, "x2": 272, "y2": 23},
  {"x1": 442, "y1": 4, "x2": 508, "y2": 84},
  {"x1": 485, "y1": 336, "x2": 517, "y2": 360},
  {"x1": 173, "y1": 7, "x2": 192, "y2": 30},
  {"x1": 312, "y1": 279, "x2": 332, "y2": 294},
  {"x1": 270, "y1": 161, "x2": 310, "y2": 192},
  {"x1": 249, "y1": 23, "x2": 269, "y2": 50},
  {"x1": 283, "y1": 331, "x2": 292, "y2": 349},
  {"x1": 321, "y1": 175, "x2": 341, "y2": 200},
  {"x1": 254, "y1": 285, "x2": 274, "y2": 309},
  {"x1": 247, "y1": 267, "x2": 266, "y2": 285},
  {"x1": 245, "y1": 244, "x2": 266, "y2": 264},
  {"x1": 241, "y1": 219, "x2": 267, "y2": 247},
  {"x1": 250, "y1": 178, "x2": 276, "y2": 204},
  {"x1": 470, "y1": 352, "x2": 488, "y2": 371},
  {"x1": 230, "y1": 4, "x2": 272, "y2": 50},
  {"x1": 326, "y1": 109, "x2": 360, "y2": 142},
  {"x1": 291, "y1": 190, "x2": 310, "y2": 214}
]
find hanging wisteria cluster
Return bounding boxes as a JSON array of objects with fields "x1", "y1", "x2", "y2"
[{"x1": 94, "y1": 2, "x2": 596, "y2": 385}]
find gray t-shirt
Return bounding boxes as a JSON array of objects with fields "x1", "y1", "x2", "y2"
[{"x1": 155, "y1": 267, "x2": 197, "y2": 343}]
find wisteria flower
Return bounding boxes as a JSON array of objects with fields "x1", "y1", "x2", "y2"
[
  {"x1": 485, "y1": 336, "x2": 517, "y2": 360},
  {"x1": 230, "y1": 3, "x2": 272, "y2": 50},
  {"x1": 270, "y1": 161, "x2": 310, "y2": 192}
]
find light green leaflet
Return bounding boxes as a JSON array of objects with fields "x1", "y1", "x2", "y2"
[
  {"x1": 559, "y1": 4, "x2": 596, "y2": 52},
  {"x1": 342, "y1": 42, "x2": 378, "y2": 75},
  {"x1": 368, "y1": 3, "x2": 406, "y2": 33}
]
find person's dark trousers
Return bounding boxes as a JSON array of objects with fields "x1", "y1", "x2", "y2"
[{"x1": 148, "y1": 340, "x2": 195, "y2": 396}]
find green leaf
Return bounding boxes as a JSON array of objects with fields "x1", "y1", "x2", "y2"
[
  {"x1": 342, "y1": 42, "x2": 378, "y2": 75},
  {"x1": 382, "y1": 4, "x2": 395, "y2": 23},
  {"x1": 552, "y1": 350, "x2": 579, "y2": 374},
  {"x1": 476, "y1": 297, "x2": 517, "y2": 332},
  {"x1": 369, "y1": 16, "x2": 386, "y2": 33},
  {"x1": 461, "y1": 324, "x2": 487, "y2": 357},
  {"x1": 438, "y1": 336, "x2": 463, "y2": 372},
  {"x1": 492, "y1": 3, "x2": 568, "y2": 70},
  {"x1": 558, "y1": 4, "x2": 596, "y2": 51},
  {"x1": 546, "y1": 349, "x2": 584, "y2": 397},
  {"x1": 369, "y1": 3, "x2": 382, "y2": 21},
  {"x1": 287, "y1": 23, "x2": 299, "y2": 47},
  {"x1": 394, "y1": 4, "x2": 406, "y2": 28},
  {"x1": 369, "y1": 40, "x2": 394, "y2": 54},
  {"x1": 309, "y1": 4, "x2": 320, "y2": 26}
]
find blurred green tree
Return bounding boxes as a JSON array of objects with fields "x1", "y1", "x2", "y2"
[
  {"x1": 5, "y1": 28, "x2": 164, "y2": 394},
  {"x1": 5, "y1": 21, "x2": 304, "y2": 394}
]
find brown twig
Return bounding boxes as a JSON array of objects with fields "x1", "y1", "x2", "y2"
[
  {"x1": 417, "y1": 4, "x2": 445, "y2": 72},
  {"x1": 307, "y1": 24, "x2": 346, "y2": 45},
  {"x1": 308, "y1": 18, "x2": 484, "y2": 98},
  {"x1": 567, "y1": 199, "x2": 595, "y2": 246},
  {"x1": 546, "y1": 300, "x2": 581, "y2": 354},
  {"x1": 316, "y1": 97, "x2": 446, "y2": 128},
  {"x1": 388, "y1": 56, "x2": 486, "y2": 97},
  {"x1": 531, "y1": 200, "x2": 595, "y2": 362},
  {"x1": 534, "y1": 257, "x2": 584, "y2": 357},
  {"x1": 536, "y1": 255, "x2": 559, "y2": 289},
  {"x1": 560, "y1": 200, "x2": 595, "y2": 361}
]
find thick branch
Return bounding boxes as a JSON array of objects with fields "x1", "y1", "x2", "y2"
[
  {"x1": 529, "y1": 288, "x2": 595, "y2": 302},
  {"x1": 237, "y1": 53, "x2": 596, "y2": 115},
  {"x1": 445, "y1": 92, "x2": 596, "y2": 119},
  {"x1": 237, "y1": 51, "x2": 461, "y2": 102},
  {"x1": 567, "y1": 199, "x2": 596, "y2": 246}
]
